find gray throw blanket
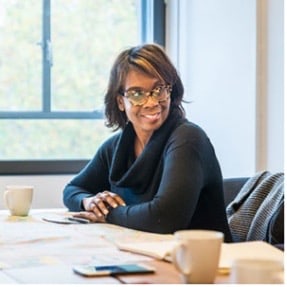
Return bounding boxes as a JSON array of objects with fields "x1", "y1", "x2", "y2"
[{"x1": 226, "y1": 171, "x2": 284, "y2": 242}]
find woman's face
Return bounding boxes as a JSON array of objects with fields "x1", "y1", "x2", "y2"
[{"x1": 117, "y1": 69, "x2": 171, "y2": 139}]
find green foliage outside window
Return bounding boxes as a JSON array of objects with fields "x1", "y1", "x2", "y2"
[{"x1": 0, "y1": 0, "x2": 139, "y2": 160}]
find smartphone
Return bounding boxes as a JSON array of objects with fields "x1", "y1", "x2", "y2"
[
  {"x1": 42, "y1": 215, "x2": 90, "y2": 224},
  {"x1": 73, "y1": 263, "x2": 155, "y2": 277}
]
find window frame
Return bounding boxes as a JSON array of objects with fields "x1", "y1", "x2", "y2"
[{"x1": 0, "y1": 0, "x2": 166, "y2": 175}]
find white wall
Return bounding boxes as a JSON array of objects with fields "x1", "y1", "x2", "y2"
[
  {"x1": 166, "y1": 0, "x2": 284, "y2": 178},
  {"x1": 265, "y1": 0, "x2": 284, "y2": 172}
]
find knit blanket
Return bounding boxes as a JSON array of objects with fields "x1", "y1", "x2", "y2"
[{"x1": 226, "y1": 171, "x2": 284, "y2": 242}]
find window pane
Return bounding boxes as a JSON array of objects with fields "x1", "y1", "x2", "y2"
[
  {"x1": 0, "y1": 0, "x2": 42, "y2": 111},
  {"x1": 0, "y1": 0, "x2": 140, "y2": 161},
  {"x1": 0, "y1": 119, "x2": 113, "y2": 160},
  {"x1": 51, "y1": 0, "x2": 139, "y2": 111}
]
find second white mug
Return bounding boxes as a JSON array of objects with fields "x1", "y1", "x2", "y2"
[{"x1": 230, "y1": 258, "x2": 284, "y2": 284}]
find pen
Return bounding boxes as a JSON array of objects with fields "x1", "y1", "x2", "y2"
[{"x1": 67, "y1": 216, "x2": 90, "y2": 224}]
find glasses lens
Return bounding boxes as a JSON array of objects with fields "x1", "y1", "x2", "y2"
[
  {"x1": 152, "y1": 85, "x2": 171, "y2": 101},
  {"x1": 151, "y1": 86, "x2": 162, "y2": 98},
  {"x1": 125, "y1": 90, "x2": 146, "y2": 105}
]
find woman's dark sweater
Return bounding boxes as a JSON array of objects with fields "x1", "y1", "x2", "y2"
[{"x1": 63, "y1": 114, "x2": 232, "y2": 242}]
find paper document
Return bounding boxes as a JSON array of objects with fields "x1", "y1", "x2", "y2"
[
  {"x1": 117, "y1": 240, "x2": 284, "y2": 268},
  {"x1": 117, "y1": 240, "x2": 176, "y2": 261}
]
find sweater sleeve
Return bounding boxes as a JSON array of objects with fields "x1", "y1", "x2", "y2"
[{"x1": 62, "y1": 136, "x2": 115, "y2": 211}]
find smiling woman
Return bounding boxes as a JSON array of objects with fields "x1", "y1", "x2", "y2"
[{"x1": 63, "y1": 43, "x2": 233, "y2": 242}]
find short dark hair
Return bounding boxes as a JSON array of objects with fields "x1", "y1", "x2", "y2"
[{"x1": 104, "y1": 43, "x2": 185, "y2": 130}]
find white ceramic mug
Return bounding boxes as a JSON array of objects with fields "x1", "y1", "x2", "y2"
[
  {"x1": 4, "y1": 185, "x2": 34, "y2": 216},
  {"x1": 172, "y1": 230, "x2": 224, "y2": 284},
  {"x1": 230, "y1": 258, "x2": 284, "y2": 284}
]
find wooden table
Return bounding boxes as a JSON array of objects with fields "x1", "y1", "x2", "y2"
[{"x1": 0, "y1": 209, "x2": 230, "y2": 284}]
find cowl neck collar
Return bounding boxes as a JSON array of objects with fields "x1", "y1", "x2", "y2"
[{"x1": 110, "y1": 112, "x2": 184, "y2": 189}]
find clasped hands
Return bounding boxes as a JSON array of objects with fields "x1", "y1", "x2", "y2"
[{"x1": 72, "y1": 191, "x2": 126, "y2": 223}]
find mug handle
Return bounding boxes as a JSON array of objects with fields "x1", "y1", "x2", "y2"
[
  {"x1": 172, "y1": 242, "x2": 192, "y2": 275},
  {"x1": 4, "y1": 190, "x2": 11, "y2": 209}
]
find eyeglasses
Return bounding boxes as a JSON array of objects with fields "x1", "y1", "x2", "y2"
[{"x1": 121, "y1": 84, "x2": 172, "y2": 106}]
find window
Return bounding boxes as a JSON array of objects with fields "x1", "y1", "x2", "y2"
[{"x1": 0, "y1": 0, "x2": 165, "y2": 174}]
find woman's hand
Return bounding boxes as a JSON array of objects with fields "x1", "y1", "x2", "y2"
[{"x1": 75, "y1": 191, "x2": 126, "y2": 222}]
